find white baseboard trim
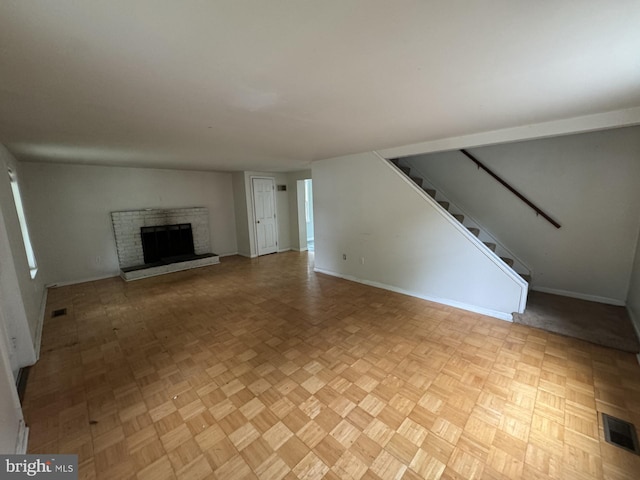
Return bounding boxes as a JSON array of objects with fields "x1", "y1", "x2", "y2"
[
  {"x1": 278, "y1": 248, "x2": 292, "y2": 253},
  {"x1": 219, "y1": 252, "x2": 239, "y2": 257},
  {"x1": 531, "y1": 287, "x2": 625, "y2": 306},
  {"x1": 46, "y1": 273, "x2": 119, "y2": 289},
  {"x1": 237, "y1": 252, "x2": 257, "y2": 258},
  {"x1": 34, "y1": 288, "x2": 48, "y2": 360},
  {"x1": 15, "y1": 421, "x2": 28, "y2": 454},
  {"x1": 314, "y1": 267, "x2": 513, "y2": 322},
  {"x1": 292, "y1": 247, "x2": 308, "y2": 252}
]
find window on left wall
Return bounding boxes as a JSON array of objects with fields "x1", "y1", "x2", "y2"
[{"x1": 8, "y1": 168, "x2": 37, "y2": 279}]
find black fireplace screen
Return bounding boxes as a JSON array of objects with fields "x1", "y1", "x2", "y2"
[{"x1": 141, "y1": 223, "x2": 195, "y2": 264}]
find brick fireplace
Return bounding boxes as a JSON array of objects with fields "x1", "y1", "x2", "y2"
[{"x1": 111, "y1": 207, "x2": 219, "y2": 280}]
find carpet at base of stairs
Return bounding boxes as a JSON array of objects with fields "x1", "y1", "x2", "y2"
[{"x1": 513, "y1": 291, "x2": 639, "y2": 353}]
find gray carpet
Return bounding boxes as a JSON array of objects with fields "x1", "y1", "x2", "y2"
[{"x1": 513, "y1": 291, "x2": 640, "y2": 353}]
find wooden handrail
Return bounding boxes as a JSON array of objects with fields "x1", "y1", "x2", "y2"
[{"x1": 460, "y1": 149, "x2": 561, "y2": 229}]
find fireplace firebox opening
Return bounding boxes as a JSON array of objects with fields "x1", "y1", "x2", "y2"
[{"x1": 141, "y1": 223, "x2": 195, "y2": 264}]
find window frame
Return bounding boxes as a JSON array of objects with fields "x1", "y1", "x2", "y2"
[{"x1": 8, "y1": 168, "x2": 38, "y2": 279}]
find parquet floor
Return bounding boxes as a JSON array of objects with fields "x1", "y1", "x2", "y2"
[{"x1": 24, "y1": 252, "x2": 640, "y2": 479}]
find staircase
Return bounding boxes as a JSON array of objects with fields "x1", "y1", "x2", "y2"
[{"x1": 389, "y1": 158, "x2": 532, "y2": 284}]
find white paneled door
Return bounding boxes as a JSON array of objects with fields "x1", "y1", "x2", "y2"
[{"x1": 252, "y1": 177, "x2": 278, "y2": 256}]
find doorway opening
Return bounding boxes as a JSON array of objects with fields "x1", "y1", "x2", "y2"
[
  {"x1": 296, "y1": 179, "x2": 314, "y2": 252},
  {"x1": 304, "y1": 180, "x2": 314, "y2": 251}
]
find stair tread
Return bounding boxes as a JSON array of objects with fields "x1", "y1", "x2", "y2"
[
  {"x1": 500, "y1": 257, "x2": 514, "y2": 267},
  {"x1": 484, "y1": 242, "x2": 497, "y2": 251},
  {"x1": 438, "y1": 201, "x2": 450, "y2": 210},
  {"x1": 467, "y1": 227, "x2": 480, "y2": 237},
  {"x1": 425, "y1": 189, "x2": 436, "y2": 198},
  {"x1": 452, "y1": 214, "x2": 464, "y2": 223},
  {"x1": 400, "y1": 166, "x2": 411, "y2": 175},
  {"x1": 410, "y1": 176, "x2": 423, "y2": 186},
  {"x1": 389, "y1": 158, "x2": 401, "y2": 166}
]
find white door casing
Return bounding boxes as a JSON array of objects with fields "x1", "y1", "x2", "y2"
[{"x1": 252, "y1": 177, "x2": 278, "y2": 256}]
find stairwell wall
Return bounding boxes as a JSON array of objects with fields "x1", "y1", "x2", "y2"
[
  {"x1": 406, "y1": 126, "x2": 640, "y2": 305},
  {"x1": 312, "y1": 152, "x2": 526, "y2": 320}
]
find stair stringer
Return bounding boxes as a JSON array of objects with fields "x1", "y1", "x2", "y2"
[
  {"x1": 402, "y1": 156, "x2": 533, "y2": 278},
  {"x1": 374, "y1": 152, "x2": 529, "y2": 314}
]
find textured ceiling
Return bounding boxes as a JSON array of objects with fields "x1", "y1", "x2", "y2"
[{"x1": 1, "y1": 1, "x2": 639, "y2": 171}]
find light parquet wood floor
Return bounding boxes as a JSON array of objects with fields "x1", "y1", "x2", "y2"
[{"x1": 24, "y1": 252, "x2": 640, "y2": 479}]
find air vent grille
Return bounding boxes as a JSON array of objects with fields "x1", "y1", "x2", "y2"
[
  {"x1": 603, "y1": 413, "x2": 639, "y2": 455},
  {"x1": 52, "y1": 308, "x2": 67, "y2": 318}
]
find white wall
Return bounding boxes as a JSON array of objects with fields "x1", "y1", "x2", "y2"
[
  {"x1": 313, "y1": 152, "x2": 527, "y2": 320},
  {"x1": 0, "y1": 205, "x2": 35, "y2": 374},
  {"x1": 0, "y1": 146, "x2": 43, "y2": 371},
  {"x1": 0, "y1": 145, "x2": 39, "y2": 453},
  {"x1": 20, "y1": 162, "x2": 238, "y2": 285},
  {"x1": 232, "y1": 172, "x2": 251, "y2": 257},
  {"x1": 627, "y1": 224, "x2": 640, "y2": 338},
  {"x1": 274, "y1": 176, "x2": 291, "y2": 253},
  {"x1": 0, "y1": 317, "x2": 24, "y2": 453},
  {"x1": 406, "y1": 126, "x2": 640, "y2": 304}
]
